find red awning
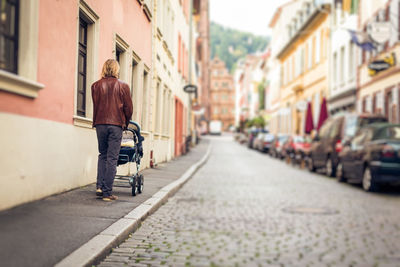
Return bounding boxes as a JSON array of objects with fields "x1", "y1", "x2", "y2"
[
  {"x1": 317, "y1": 97, "x2": 329, "y2": 130},
  {"x1": 304, "y1": 102, "x2": 314, "y2": 134}
]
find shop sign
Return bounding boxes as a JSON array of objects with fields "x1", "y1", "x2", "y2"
[
  {"x1": 368, "y1": 22, "x2": 392, "y2": 44},
  {"x1": 183, "y1": 84, "x2": 197, "y2": 94},
  {"x1": 368, "y1": 53, "x2": 396, "y2": 76}
]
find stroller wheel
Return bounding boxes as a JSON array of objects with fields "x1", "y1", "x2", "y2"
[
  {"x1": 131, "y1": 176, "x2": 138, "y2": 196},
  {"x1": 137, "y1": 174, "x2": 144, "y2": 194}
]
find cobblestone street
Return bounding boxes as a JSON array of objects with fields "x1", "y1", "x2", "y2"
[{"x1": 98, "y1": 136, "x2": 400, "y2": 267}]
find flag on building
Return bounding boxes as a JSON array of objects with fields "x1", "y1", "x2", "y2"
[{"x1": 348, "y1": 30, "x2": 376, "y2": 51}]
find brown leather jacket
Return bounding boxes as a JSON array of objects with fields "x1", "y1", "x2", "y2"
[{"x1": 91, "y1": 77, "x2": 133, "y2": 128}]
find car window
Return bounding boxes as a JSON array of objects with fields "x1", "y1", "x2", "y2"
[
  {"x1": 319, "y1": 119, "x2": 333, "y2": 138},
  {"x1": 364, "y1": 129, "x2": 374, "y2": 142},
  {"x1": 351, "y1": 129, "x2": 368, "y2": 147},
  {"x1": 293, "y1": 136, "x2": 304, "y2": 143},
  {"x1": 359, "y1": 117, "x2": 387, "y2": 128},
  {"x1": 344, "y1": 115, "x2": 358, "y2": 137},
  {"x1": 375, "y1": 126, "x2": 400, "y2": 140},
  {"x1": 264, "y1": 134, "x2": 274, "y2": 141},
  {"x1": 329, "y1": 118, "x2": 342, "y2": 138}
]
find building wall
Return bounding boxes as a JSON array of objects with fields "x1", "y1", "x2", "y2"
[
  {"x1": 210, "y1": 58, "x2": 235, "y2": 130},
  {"x1": 278, "y1": 6, "x2": 330, "y2": 135},
  {"x1": 329, "y1": 8, "x2": 358, "y2": 113},
  {"x1": 268, "y1": 0, "x2": 303, "y2": 134},
  {"x1": 357, "y1": 0, "x2": 400, "y2": 123},
  {"x1": 0, "y1": 0, "x2": 152, "y2": 210}
]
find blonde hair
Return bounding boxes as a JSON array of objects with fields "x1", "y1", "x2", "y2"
[{"x1": 101, "y1": 59, "x2": 120, "y2": 78}]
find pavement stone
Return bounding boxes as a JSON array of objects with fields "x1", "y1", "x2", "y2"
[
  {"x1": 98, "y1": 135, "x2": 400, "y2": 267},
  {"x1": 0, "y1": 139, "x2": 209, "y2": 267}
]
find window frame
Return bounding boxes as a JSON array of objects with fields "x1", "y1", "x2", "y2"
[
  {"x1": 0, "y1": 0, "x2": 43, "y2": 98},
  {"x1": 0, "y1": 0, "x2": 19, "y2": 74},
  {"x1": 73, "y1": 0, "x2": 99, "y2": 128}
]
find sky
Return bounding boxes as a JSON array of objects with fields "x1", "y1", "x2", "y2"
[{"x1": 210, "y1": 0, "x2": 292, "y2": 37}]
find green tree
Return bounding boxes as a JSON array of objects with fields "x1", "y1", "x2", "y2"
[{"x1": 210, "y1": 22, "x2": 269, "y2": 73}]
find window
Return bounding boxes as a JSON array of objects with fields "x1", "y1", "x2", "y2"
[
  {"x1": 74, "y1": 2, "x2": 99, "y2": 125},
  {"x1": 315, "y1": 32, "x2": 321, "y2": 64},
  {"x1": 131, "y1": 58, "x2": 139, "y2": 120},
  {"x1": 115, "y1": 35, "x2": 129, "y2": 82},
  {"x1": 0, "y1": 0, "x2": 19, "y2": 73},
  {"x1": 141, "y1": 68, "x2": 149, "y2": 130},
  {"x1": 300, "y1": 48, "x2": 305, "y2": 74},
  {"x1": 213, "y1": 107, "x2": 219, "y2": 115},
  {"x1": 349, "y1": 42, "x2": 355, "y2": 81},
  {"x1": 333, "y1": 52, "x2": 337, "y2": 88},
  {"x1": 340, "y1": 46, "x2": 345, "y2": 85},
  {"x1": 0, "y1": 0, "x2": 43, "y2": 98},
  {"x1": 162, "y1": 88, "x2": 169, "y2": 134},
  {"x1": 77, "y1": 16, "x2": 88, "y2": 117},
  {"x1": 308, "y1": 39, "x2": 313, "y2": 69},
  {"x1": 155, "y1": 81, "x2": 161, "y2": 133}
]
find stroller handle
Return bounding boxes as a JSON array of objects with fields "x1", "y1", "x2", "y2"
[{"x1": 127, "y1": 121, "x2": 145, "y2": 142}]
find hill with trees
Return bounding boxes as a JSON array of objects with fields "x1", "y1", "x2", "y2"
[{"x1": 210, "y1": 22, "x2": 269, "y2": 73}]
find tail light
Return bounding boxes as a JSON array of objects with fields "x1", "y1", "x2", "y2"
[
  {"x1": 335, "y1": 140, "x2": 342, "y2": 153},
  {"x1": 382, "y1": 145, "x2": 395, "y2": 158}
]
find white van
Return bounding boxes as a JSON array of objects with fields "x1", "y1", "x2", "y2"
[{"x1": 209, "y1": 120, "x2": 222, "y2": 135}]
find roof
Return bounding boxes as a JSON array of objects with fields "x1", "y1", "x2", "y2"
[{"x1": 269, "y1": 0, "x2": 298, "y2": 28}]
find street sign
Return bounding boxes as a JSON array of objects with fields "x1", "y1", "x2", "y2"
[
  {"x1": 184, "y1": 84, "x2": 197, "y2": 94},
  {"x1": 368, "y1": 22, "x2": 391, "y2": 44}
]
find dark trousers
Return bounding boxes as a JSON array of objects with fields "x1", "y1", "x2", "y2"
[{"x1": 96, "y1": 124, "x2": 123, "y2": 197}]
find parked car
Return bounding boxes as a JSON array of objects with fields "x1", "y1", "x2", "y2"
[
  {"x1": 253, "y1": 132, "x2": 266, "y2": 151},
  {"x1": 270, "y1": 134, "x2": 290, "y2": 159},
  {"x1": 283, "y1": 135, "x2": 310, "y2": 165},
  {"x1": 336, "y1": 123, "x2": 400, "y2": 192},
  {"x1": 307, "y1": 113, "x2": 387, "y2": 176},
  {"x1": 248, "y1": 129, "x2": 265, "y2": 149},
  {"x1": 257, "y1": 133, "x2": 275, "y2": 153}
]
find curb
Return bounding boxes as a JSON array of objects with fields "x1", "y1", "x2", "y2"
[{"x1": 55, "y1": 144, "x2": 211, "y2": 267}]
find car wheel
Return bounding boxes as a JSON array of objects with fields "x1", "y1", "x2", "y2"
[
  {"x1": 362, "y1": 166, "x2": 378, "y2": 192},
  {"x1": 308, "y1": 156, "x2": 316, "y2": 172},
  {"x1": 336, "y1": 161, "x2": 346, "y2": 182},
  {"x1": 326, "y1": 157, "x2": 336, "y2": 177}
]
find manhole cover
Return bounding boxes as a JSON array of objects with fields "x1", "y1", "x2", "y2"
[{"x1": 282, "y1": 206, "x2": 339, "y2": 215}]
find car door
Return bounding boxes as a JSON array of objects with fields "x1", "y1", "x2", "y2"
[
  {"x1": 314, "y1": 119, "x2": 333, "y2": 167},
  {"x1": 347, "y1": 130, "x2": 368, "y2": 182}
]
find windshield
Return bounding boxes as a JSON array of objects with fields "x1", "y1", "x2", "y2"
[
  {"x1": 279, "y1": 135, "x2": 289, "y2": 142},
  {"x1": 264, "y1": 134, "x2": 274, "y2": 141},
  {"x1": 293, "y1": 136, "x2": 304, "y2": 143},
  {"x1": 375, "y1": 126, "x2": 400, "y2": 140},
  {"x1": 344, "y1": 116, "x2": 387, "y2": 137}
]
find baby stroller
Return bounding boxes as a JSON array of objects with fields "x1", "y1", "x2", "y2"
[{"x1": 114, "y1": 121, "x2": 144, "y2": 196}]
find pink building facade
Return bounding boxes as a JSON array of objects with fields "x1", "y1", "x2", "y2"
[{"x1": 0, "y1": 0, "x2": 152, "y2": 210}]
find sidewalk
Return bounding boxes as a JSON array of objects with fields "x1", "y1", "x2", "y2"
[{"x1": 0, "y1": 139, "x2": 210, "y2": 267}]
